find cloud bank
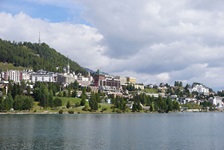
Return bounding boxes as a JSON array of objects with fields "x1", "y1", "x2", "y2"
[{"x1": 1, "y1": 0, "x2": 224, "y2": 90}]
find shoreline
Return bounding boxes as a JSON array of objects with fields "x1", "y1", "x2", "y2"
[{"x1": 0, "y1": 110, "x2": 222, "y2": 115}]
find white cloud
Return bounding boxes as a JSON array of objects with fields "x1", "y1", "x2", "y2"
[
  {"x1": 76, "y1": 0, "x2": 224, "y2": 90},
  {"x1": 0, "y1": 12, "x2": 109, "y2": 70},
  {"x1": 1, "y1": 0, "x2": 224, "y2": 90}
]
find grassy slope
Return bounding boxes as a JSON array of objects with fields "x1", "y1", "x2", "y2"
[
  {"x1": 32, "y1": 97, "x2": 114, "y2": 114},
  {"x1": 59, "y1": 97, "x2": 81, "y2": 106},
  {"x1": 144, "y1": 88, "x2": 158, "y2": 93},
  {"x1": 0, "y1": 62, "x2": 27, "y2": 71}
]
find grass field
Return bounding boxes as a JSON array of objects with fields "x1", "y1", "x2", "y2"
[
  {"x1": 0, "y1": 62, "x2": 28, "y2": 71},
  {"x1": 59, "y1": 97, "x2": 81, "y2": 106},
  {"x1": 31, "y1": 97, "x2": 115, "y2": 114},
  {"x1": 144, "y1": 88, "x2": 158, "y2": 93}
]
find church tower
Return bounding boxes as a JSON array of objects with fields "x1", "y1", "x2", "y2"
[
  {"x1": 67, "y1": 56, "x2": 70, "y2": 74},
  {"x1": 38, "y1": 31, "x2": 41, "y2": 45}
]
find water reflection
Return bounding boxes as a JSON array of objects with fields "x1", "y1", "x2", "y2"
[{"x1": 1, "y1": 113, "x2": 224, "y2": 150}]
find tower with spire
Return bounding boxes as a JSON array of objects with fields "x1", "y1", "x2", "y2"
[
  {"x1": 67, "y1": 56, "x2": 70, "y2": 74},
  {"x1": 38, "y1": 31, "x2": 41, "y2": 45}
]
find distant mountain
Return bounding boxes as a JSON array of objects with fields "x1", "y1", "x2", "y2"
[
  {"x1": 0, "y1": 39, "x2": 87, "y2": 75},
  {"x1": 84, "y1": 67, "x2": 109, "y2": 75},
  {"x1": 84, "y1": 67, "x2": 95, "y2": 74}
]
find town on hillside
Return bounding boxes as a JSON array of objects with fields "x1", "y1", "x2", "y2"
[{"x1": 0, "y1": 62, "x2": 224, "y2": 113}]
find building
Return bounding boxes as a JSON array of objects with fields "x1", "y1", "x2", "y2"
[
  {"x1": 31, "y1": 70, "x2": 56, "y2": 83},
  {"x1": 0, "y1": 80, "x2": 9, "y2": 95},
  {"x1": 145, "y1": 84, "x2": 154, "y2": 88},
  {"x1": 2, "y1": 70, "x2": 21, "y2": 83},
  {"x1": 57, "y1": 73, "x2": 77, "y2": 84},
  {"x1": 189, "y1": 84, "x2": 209, "y2": 95},
  {"x1": 126, "y1": 77, "x2": 136, "y2": 84},
  {"x1": 76, "y1": 72, "x2": 92, "y2": 87},
  {"x1": 93, "y1": 69, "x2": 105, "y2": 87},
  {"x1": 21, "y1": 71, "x2": 31, "y2": 82},
  {"x1": 118, "y1": 76, "x2": 127, "y2": 85},
  {"x1": 209, "y1": 96, "x2": 223, "y2": 108},
  {"x1": 93, "y1": 70, "x2": 121, "y2": 92},
  {"x1": 178, "y1": 97, "x2": 197, "y2": 104},
  {"x1": 134, "y1": 83, "x2": 144, "y2": 90}
]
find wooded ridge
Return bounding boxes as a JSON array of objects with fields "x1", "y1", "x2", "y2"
[{"x1": 0, "y1": 39, "x2": 87, "y2": 75}]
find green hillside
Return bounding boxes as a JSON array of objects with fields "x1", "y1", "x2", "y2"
[
  {"x1": 0, "y1": 62, "x2": 27, "y2": 71},
  {"x1": 0, "y1": 39, "x2": 87, "y2": 74}
]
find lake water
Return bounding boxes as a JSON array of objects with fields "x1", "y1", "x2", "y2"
[{"x1": 1, "y1": 112, "x2": 224, "y2": 150}]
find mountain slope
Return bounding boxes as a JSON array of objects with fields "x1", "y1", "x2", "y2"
[{"x1": 0, "y1": 39, "x2": 87, "y2": 75}]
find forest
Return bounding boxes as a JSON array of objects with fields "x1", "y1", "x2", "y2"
[{"x1": 0, "y1": 39, "x2": 87, "y2": 75}]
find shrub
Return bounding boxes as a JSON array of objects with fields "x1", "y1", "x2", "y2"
[
  {"x1": 68, "y1": 110, "x2": 74, "y2": 114},
  {"x1": 101, "y1": 107, "x2": 107, "y2": 111},
  {"x1": 54, "y1": 98, "x2": 62, "y2": 107},
  {"x1": 75, "y1": 102, "x2": 80, "y2": 107},
  {"x1": 116, "y1": 109, "x2": 122, "y2": 113},
  {"x1": 58, "y1": 109, "x2": 63, "y2": 114},
  {"x1": 82, "y1": 104, "x2": 89, "y2": 111},
  {"x1": 66, "y1": 101, "x2": 71, "y2": 109}
]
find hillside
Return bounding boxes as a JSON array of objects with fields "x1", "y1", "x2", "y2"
[
  {"x1": 0, "y1": 39, "x2": 87, "y2": 75},
  {"x1": 0, "y1": 62, "x2": 27, "y2": 71}
]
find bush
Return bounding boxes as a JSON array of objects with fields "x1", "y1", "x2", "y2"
[
  {"x1": 82, "y1": 104, "x2": 89, "y2": 111},
  {"x1": 116, "y1": 109, "x2": 122, "y2": 113},
  {"x1": 58, "y1": 109, "x2": 63, "y2": 114},
  {"x1": 75, "y1": 102, "x2": 80, "y2": 107},
  {"x1": 68, "y1": 110, "x2": 74, "y2": 114},
  {"x1": 66, "y1": 101, "x2": 71, "y2": 109},
  {"x1": 101, "y1": 107, "x2": 107, "y2": 112},
  {"x1": 54, "y1": 98, "x2": 62, "y2": 107}
]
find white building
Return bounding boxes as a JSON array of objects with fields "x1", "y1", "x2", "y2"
[
  {"x1": 134, "y1": 83, "x2": 145, "y2": 90},
  {"x1": 209, "y1": 96, "x2": 223, "y2": 108},
  {"x1": 76, "y1": 72, "x2": 93, "y2": 87},
  {"x1": 189, "y1": 84, "x2": 209, "y2": 95},
  {"x1": 2, "y1": 70, "x2": 21, "y2": 83},
  {"x1": 31, "y1": 70, "x2": 56, "y2": 83},
  {"x1": 21, "y1": 71, "x2": 31, "y2": 82},
  {"x1": 117, "y1": 76, "x2": 127, "y2": 86},
  {"x1": 57, "y1": 73, "x2": 77, "y2": 84}
]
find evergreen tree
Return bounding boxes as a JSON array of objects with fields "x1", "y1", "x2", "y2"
[
  {"x1": 166, "y1": 98, "x2": 173, "y2": 112},
  {"x1": 132, "y1": 103, "x2": 137, "y2": 112},
  {"x1": 72, "y1": 89, "x2": 77, "y2": 97},
  {"x1": 48, "y1": 90, "x2": 54, "y2": 107},
  {"x1": 33, "y1": 84, "x2": 49, "y2": 108},
  {"x1": 22, "y1": 96, "x2": 34, "y2": 110},
  {"x1": 26, "y1": 86, "x2": 31, "y2": 96},
  {"x1": 68, "y1": 89, "x2": 71, "y2": 97},
  {"x1": 2, "y1": 94, "x2": 14, "y2": 111},
  {"x1": 66, "y1": 101, "x2": 71, "y2": 109},
  {"x1": 89, "y1": 92, "x2": 98, "y2": 111},
  {"x1": 173, "y1": 100, "x2": 180, "y2": 111},
  {"x1": 63, "y1": 91, "x2": 67, "y2": 97},
  {"x1": 136, "y1": 102, "x2": 142, "y2": 111},
  {"x1": 54, "y1": 98, "x2": 62, "y2": 107},
  {"x1": 80, "y1": 88, "x2": 86, "y2": 106},
  {"x1": 0, "y1": 96, "x2": 3, "y2": 111},
  {"x1": 149, "y1": 102, "x2": 154, "y2": 112}
]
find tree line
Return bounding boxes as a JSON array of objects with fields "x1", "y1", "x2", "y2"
[
  {"x1": 0, "y1": 39, "x2": 87, "y2": 74},
  {"x1": 1, "y1": 80, "x2": 182, "y2": 113}
]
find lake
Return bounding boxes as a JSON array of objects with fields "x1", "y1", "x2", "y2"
[{"x1": 0, "y1": 112, "x2": 224, "y2": 150}]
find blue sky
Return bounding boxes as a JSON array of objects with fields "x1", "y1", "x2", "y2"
[
  {"x1": 1, "y1": 0, "x2": 224, "y2": 91},
  {"x1": 0, "y1": 0, "x2": 87, "y2": 23}
]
